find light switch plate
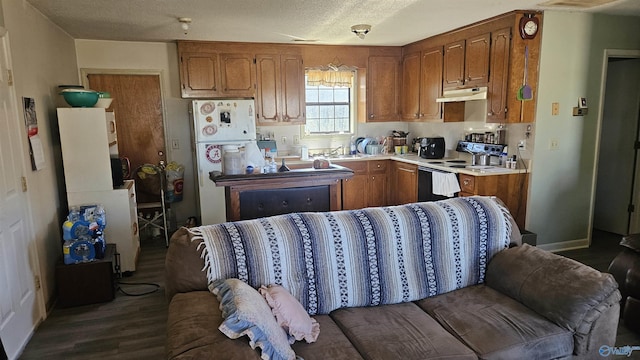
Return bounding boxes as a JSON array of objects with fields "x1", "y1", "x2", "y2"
[{"x1": 552, "y1": 102, "x2": 559, "y2": 115}]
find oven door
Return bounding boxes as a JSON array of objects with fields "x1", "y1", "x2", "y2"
[{"x1": 418, "y1": 166, "x2": 457, "y2": 202}]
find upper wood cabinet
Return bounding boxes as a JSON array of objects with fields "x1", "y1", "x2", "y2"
[
  {"x1": 443, "y1": 33, "x2": 490, "y2": 90},
  {"x1": 465, "y1": 33, "x2": 491, "y2": 87},
  {"x1": 487, "y1": 28, "x2": 511, "y2": 122},
  {"x1": 255, "y1": 53, "x2": 305, "y2": 125},
  {"x1": 367, "y1": 55, "x2": 400, "y2": 122},
  {"x1": 179, "y1": 52, "x2": 220, "y2": 98},
  {"x1": 178, "y1": 47, "x2": 255, "y2": 99},
  {"x1": 401, "y1": 47, "x2": 443, "y2": 121},
  {"x1": 219, "y1": 53, "x2": 255, "y2": 97}
]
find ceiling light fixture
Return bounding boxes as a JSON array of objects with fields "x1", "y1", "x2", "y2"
[
  {"x1": 351, "y1": 24, "x2": 371, "y2": 39},
  {"x1": 178, "y1": 17, "x2": 192, "y2": 34}
]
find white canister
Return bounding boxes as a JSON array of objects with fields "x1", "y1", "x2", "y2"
[
  {"x1": 300, "y1": 145, "x2": 309, "y2": 160},
  {"x1": 223, "y1": 145, "x2": 244, "y2": 175}
]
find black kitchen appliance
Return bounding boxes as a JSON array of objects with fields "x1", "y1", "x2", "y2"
[{"x1": 419, "y1": 137, "x2": 445, "y2": 159}]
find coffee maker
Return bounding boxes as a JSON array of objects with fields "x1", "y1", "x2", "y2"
[{"x1": 418, "y1": 137, "x2": 446, "y2": 159}]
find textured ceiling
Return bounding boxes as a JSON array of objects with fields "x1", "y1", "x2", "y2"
[{"x1": 26, "y1": 0, "x2": 640, "y2": 46}]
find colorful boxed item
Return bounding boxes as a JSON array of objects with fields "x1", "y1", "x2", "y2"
[{"x1": 61, "y1": 204, "x2": 107, "y2": 264}]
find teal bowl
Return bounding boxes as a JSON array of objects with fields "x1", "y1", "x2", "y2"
[{"x1": 60, "y1": 90, "x2": 99, "y2": 107}]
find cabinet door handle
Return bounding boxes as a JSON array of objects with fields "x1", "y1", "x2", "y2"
[
  {"x1": 488, "y1": 111, "x2": 494, "y2": 116},
  {"x1": 369, "y1": 114, "x2": 374, "y2": 119},
  {"x1": 463, "y1": 179, "x2": 470, "y2": 186}
]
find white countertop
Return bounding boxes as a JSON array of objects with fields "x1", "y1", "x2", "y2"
[{"x1": 282, "y1": 153, "x2": 529, "y2": 176}]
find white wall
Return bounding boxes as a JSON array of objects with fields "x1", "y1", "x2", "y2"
[
  {"x1": 528, "y1": 11, "x2": 640, "y2": 249},
  {"x1": 2, "y1": 0, "x2": 80, "y2": 307},
  {"x1": 75, "y1": 40, "x2": 195, "y2": 225}
]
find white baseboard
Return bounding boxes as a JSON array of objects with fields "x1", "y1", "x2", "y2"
[{"x1": 536, "y1": 238, "x2": 590, "y2": 253}]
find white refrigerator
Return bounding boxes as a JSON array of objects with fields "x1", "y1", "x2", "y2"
[{"x1": 191, "y1": 99, "x2": 257, "y2": 225}]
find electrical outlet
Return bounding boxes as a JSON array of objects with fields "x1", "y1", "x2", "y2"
[
  {"x1": 281, "y1": 136, "x2": 287, "y2": 144},
  {"x1": 518, "y1": 139, "x2": 526, "y2": 150},
  {"x1": 293, "y1": 135, "x2": 300, "y2": 145},
  {"x1": 171, "y1": 139, "x2": 180, "y2": 149},
  {"x1": 549, "y1": 139, "x2": 559, "y2": 150},
  {"x1": 552, "y1": 102, "x2": 560, "y2": 115}
]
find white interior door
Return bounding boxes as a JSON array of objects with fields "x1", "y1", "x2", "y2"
[{"x1": 0, "y1": 28, "x2": 43, "y2": 359}]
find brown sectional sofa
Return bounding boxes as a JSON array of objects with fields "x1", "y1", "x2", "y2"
[{"x1": 165, "y1": 197, "x2": 621, "y2": 360}]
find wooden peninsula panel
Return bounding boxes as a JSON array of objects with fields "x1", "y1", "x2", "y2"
[{"x1": 212, "y1": 165, "x2": 353, "y2": 221}]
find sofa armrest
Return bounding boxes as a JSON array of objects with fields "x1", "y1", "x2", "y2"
[
  {"x1": 485, "y1": 244, "x2": 621, "y2": 355},
  {"x1": 165, "y1": 227, "x2": 209, "y2": 302}
]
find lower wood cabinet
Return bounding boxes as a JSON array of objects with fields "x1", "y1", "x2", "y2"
[
  {"x1": 391, "y1": 162, "x2": 418, "y2": 205},
  {"x1": 336, "y1": 160, "x2": 389, "y2": 210},
  {"x1": 459, "y1": 173, "x2": 528, "y2": 229}
]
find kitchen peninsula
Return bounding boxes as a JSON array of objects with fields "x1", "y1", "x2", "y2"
[{"x1": 211, "y1": 164, "x2": 353, "y2": 221}]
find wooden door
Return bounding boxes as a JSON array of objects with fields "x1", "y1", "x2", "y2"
[
  {"x1": 420, "y1": 47, "x2": 444, "y2": 120},
  {"x1": 255, "y1": 54, "x2": 280, "y2": 124},
  {"x1": 179, "y1": 52, "x2": 219, "y2": 98},
  {"x1": 443, "y1": 40, "x2": 465, "y2": 89},
  {"x1": 87, "y1": 74, "x2": 166, "y2": 179},
  {"x1": 342, "y1": 175, "x2": 367, "y2": 210},
  {"x1": 465, "y1": 33, "x2": 491, "y2": 86},
  {"x1": 367, "y1": 56, "x2": 400, "y2": 122},
  {"x1": 401, "y1": 52, "x2": 421, "y2": 120},
  {"x1": 280, "y1": 54, "x2": 305, "y2": 124},
  {"x1": 392, "y1": 162, "x2": 418, "y2": 205},
  {"x1": 219, "y1": 53, "x2": 255, "y2": 97},
  {"x1": 487, "y1": 28, "x2": 511, "y2": 122}
]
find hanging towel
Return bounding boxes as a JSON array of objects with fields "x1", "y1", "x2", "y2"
[{"x1": 432, "y1": 172, "x2": 462, "y2": 197}]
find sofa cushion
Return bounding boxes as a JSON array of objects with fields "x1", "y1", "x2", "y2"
[
  {"x1": 165, "y1": 227, "x2": 208, "y2": 301},
  {"x1": 330, "y1": 302, "x2": 477, "y2": 360},
  {"x1": 167, "y1": 291, "x2": 261, "y2": 359},
  {"x1": 212, "y1": 279, "x2": 296, "y2": 360},
  {"x1": 415, "y1": 285, "x2": 573, "y2": 360},
  {"x1": 191, "y1": 196, "x2": 514, "y2": 315},
  {"x1": 291, "y1": 315, "x2": 364, "y2": 360},
  {"x1": 485, "y1": 244, "x2": 621, "y2": 355}
]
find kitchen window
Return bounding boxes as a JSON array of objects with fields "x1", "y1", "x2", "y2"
[{"x1": 304, "y1": 70, "x2": 355, "y2": 136}]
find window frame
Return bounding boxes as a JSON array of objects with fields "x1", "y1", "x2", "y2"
[{"x1": 302, "y1": 71, "x2": 357, "y2": 139}]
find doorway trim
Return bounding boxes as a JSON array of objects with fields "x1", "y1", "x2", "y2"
[
  {"x1": 588, "y1": 49, "x2": 640, "y2": 245},
  {"x1": 79, "y1": 68, "x2": 170, "y2": 160}
]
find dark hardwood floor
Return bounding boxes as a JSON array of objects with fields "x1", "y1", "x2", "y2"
[
  {"x1": 20, "y1": 235, "x2": 169, "y2": 360},
  {"x1": 19, "y1": 229, "x2": 640, "y2": 359}
]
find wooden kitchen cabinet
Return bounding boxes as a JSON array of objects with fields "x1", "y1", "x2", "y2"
[
  {"x1": 255, "y1": 53, "x2": 305, "y2": 125},
  {"x1": 179, "y1": 51, "x2": 220, "y2": 98},
  {"x1": 458, "y1": 173, "x2": 528, "y2": 229},
  {"x1": 219, "y1": 53, "x2": 255, "y2": 97},
  {"x1": 367, "y1": 160, "x2": 388, "y2": 207},
  {"x1": 178, "y1": 45, "x2": 255, "y2": 98},
  {"x1": 443, "y1": 33, "x2": 490, "y2": 90},
  {"x1": 367, "y1": 55, "x2": 401, "y2": 122},
  {"x1": 391, "y1": 161, "x2": 418, "y2": 205},
  {"x1": 487, "y1": 28, "x2": 511, "y2": 122},
  {"x1": 443, "y1": 40, "x2": 465, "y2": 89},
  {"x1": 335, "y1": 160, "x2": 389, "y2": 209},
  {"x1": 401, "y1": 47, "x2": 443, "y2": 121}
]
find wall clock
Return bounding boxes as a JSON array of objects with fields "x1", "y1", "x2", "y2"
[{"x1": 519, "y1": 14, "x2": 539, "y2": 40}]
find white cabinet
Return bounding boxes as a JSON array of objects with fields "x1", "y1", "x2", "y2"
[
  {"x1": 57, "y1": 108, "x2": 140, "y2": 272},
  {"x1": 67, "y1": 180, "x2": 140, "y2": 272}
]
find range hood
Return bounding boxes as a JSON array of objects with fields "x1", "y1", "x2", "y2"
[{"x1": 436, "y1": 86, "x2": 488, "y2": 103}]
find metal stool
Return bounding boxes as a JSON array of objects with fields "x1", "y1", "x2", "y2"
[{"x1": 134, "y1": 162, "x2": 169, "y2": 247}]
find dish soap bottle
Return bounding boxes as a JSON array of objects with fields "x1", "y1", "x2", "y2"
[{"x1": 350, "y1": 136, "x2": 357, "y2": 155}]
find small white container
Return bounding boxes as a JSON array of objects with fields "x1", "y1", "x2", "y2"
[{"x1": 223, "y1": 145, "x2": 244, "y2": 175}]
